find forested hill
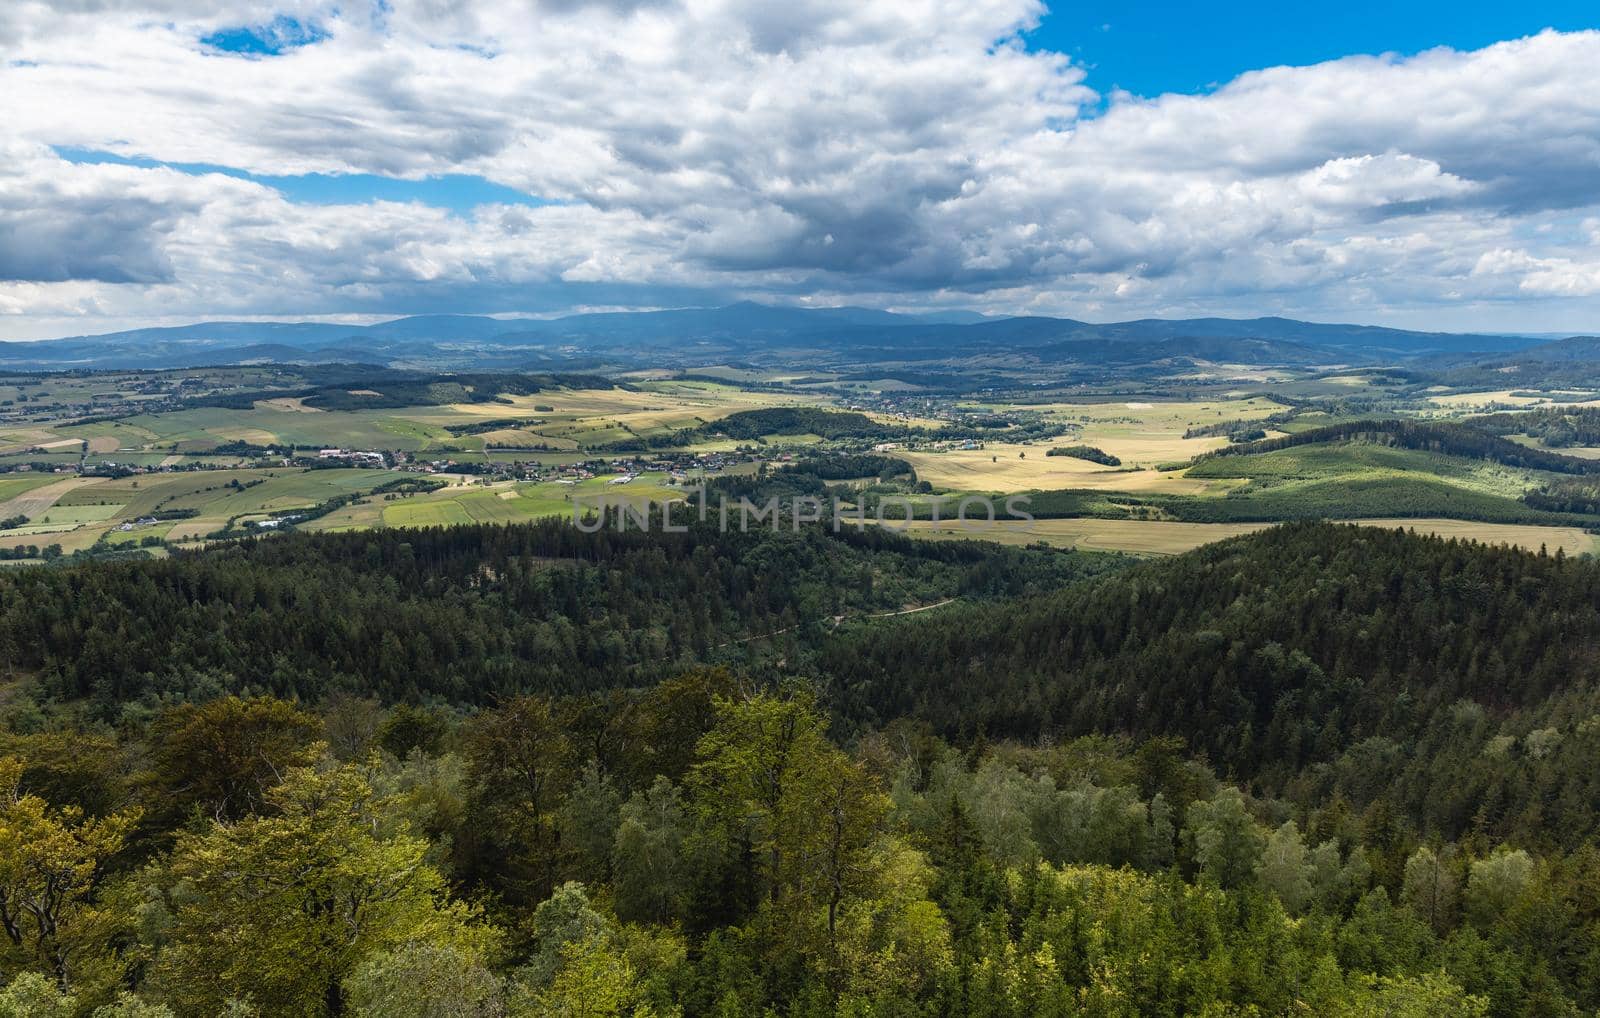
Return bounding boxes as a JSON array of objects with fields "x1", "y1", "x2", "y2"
[
  {"x1": 821, "y1": 521, "x2": 1600, "y2": 848},
  {"x1": 8, "y1": 516, "x2": 1600, "y2": 852},
  {"x1": 0, "y1": 519, "x2": 1115, "y2": 711},
  {"x1": 1196, "y1": 417, "x2": 1600, "y2": 474},
  {"x1": 1470, "y1": 403, "x2": 1600, "y2": 447},
  {"x1": 5, "y1": 520, "x2": 1600, "y2": 1014}
]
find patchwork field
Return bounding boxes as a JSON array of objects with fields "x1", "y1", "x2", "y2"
[
  {"x1": 31, "y1": 380, "x2": 838, "y2": 459},
  {"x1": 300, "y1": 473, "x2": 685, "y2": 533},
  {"x1": 1001, "y1": 396, "x2": 1283, "y2": 456},
  {"x1": 61, "y1": 408, "x2": 455, "y2": 453},
  {"x1": 8, "y1": 366, "x2": 1600, "y2": 562},
  {"x1": 898, "y1": 445, "x2": 1236, "y2": 494},
  {"x1": 0, "y1": 476, "x2": 102, "y2": 519},
  {"x1": 887, "y1": 397, "x2": 1289, "y2": 496},
  {"x1": 0, "y1": 468, "x2": 415, "y2": 553},
  {"x1": 0, "y1": 474, "x2": 69, "y2": 506}
]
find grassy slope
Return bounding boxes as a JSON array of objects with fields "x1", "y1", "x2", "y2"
[{"x1": 1020, "y1": 440, "x2": 1595, "y2": 526}]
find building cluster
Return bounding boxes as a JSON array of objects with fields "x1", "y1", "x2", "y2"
[
  {"x1": 316, "y1": 448, "x2": 388, "y2": 465},
  {"x1": 402, "y1": 448, "x2": 756, "y2": 485}
]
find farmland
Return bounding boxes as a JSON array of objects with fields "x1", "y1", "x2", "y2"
[{"x1": 6, "y1": 364, "x2": 1600, "y2": 559}]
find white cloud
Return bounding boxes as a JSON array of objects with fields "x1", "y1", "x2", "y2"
[
  {"x1": 1474, "y1": 248, "x2": 1600, "y2": 297},
  {"x1": 2, "y1": 4, "x2": 1600, "y2": 336}
]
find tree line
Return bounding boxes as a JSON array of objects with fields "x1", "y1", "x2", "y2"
[{"x1": 1195, "y1": 418, "x2": 1600, "y2": 475}]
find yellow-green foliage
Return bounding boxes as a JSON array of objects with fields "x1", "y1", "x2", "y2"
[
  {"x1": 148, "y1": 765, "x2": 496, "y2": 1017},
  {"x1": 0, "y1": 757, "x2": 140, "y2": 993}
]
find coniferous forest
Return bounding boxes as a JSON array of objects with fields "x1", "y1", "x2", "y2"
[{"x1": 1, "y1": 520, "x2": 1598, "y2": 1016}]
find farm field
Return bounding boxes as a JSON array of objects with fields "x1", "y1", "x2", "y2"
[
  {"x1": 898, "y1": 445, "x2": 1236, "y2": 494},
  {"x1": 469, "y1": 382, "x2": 831, "y2": 448},
  {"x1": 0, "y1": 474, "x2": 78, "y2": 511},
  {"x1": 60, "y1": 407, "x2": 458, "y2": 453},
  {"x1": 303, "y1": 473, "x2": 684, "y2": 532},
  {"x1": 0, "y1": 468, "x2": 416, "y2": 554},
  {"x1": 1423, "y1": 389, "x2": 1600, "y2": 410},
  {"x1": 1355, "y1": 518, "x2": 1599, "y2": 555},
  {"x1": 901, "y1": 517, "x2": 1272, "y2": 554},
  {"x1": 984, "y1": 395, "x2": 1285, "y2": 459},
  {"x1": 886, "y1": 397, "x2": 1436, "y2": 499},
  {"x1": 1185, "y1": 443, "x2": 1536, "y2": 498},
  {"x1": 899, "y1": 516, "x2": 1597, "y2": 556},
  {"x1": 22, "y1": 379, "x2": 830, "y2": 459},
  {"x1": 885, "y1": 396, "x2": 1291, "y2": 495}
]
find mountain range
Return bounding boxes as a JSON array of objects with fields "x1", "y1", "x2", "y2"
[{"x1": 0, "y1": 302, "x2": 1574, "y2": 373}]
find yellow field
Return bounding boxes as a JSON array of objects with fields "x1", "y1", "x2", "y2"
[
  {"x1": 898, "y1": 445, "x2": 1238, "y2": 495},
  {"x1": 1424, "y1": 390, "x2": 1589, "y2": 409},
  {"x1": 0, "y1": 526, "x2": 103, "y2": 554},
  {"x1": 887, "y1": 396, "x2": 1312, "y2": 495},
  {"x1": 902, "y1": 518, "x2": 1271, "y2": 554},
  {"x1": 932, "y1": 396, "x2": 1289, "y2": 476},
  {"x1": 255, "y1": 397, "x2": 325, "y2": 413},
  {"x1": 410, "y1": 382, "x2": 834, "y2": 448},
  {"x1": 1008, "y1": 396, "x2": 1284, "y2": 426},
  {"x1": 899, "y1": 516, "x2": 1597, "y2": 556},
  {"x1": 165, "y1": 518, "x2": 222, "y2": 542},
  {"x1": 449, "y1": 382, "x2": 824, "y2": 420},
  {"x1": 1353, "y1": 518, "x2": 1597, "y2": 556}
]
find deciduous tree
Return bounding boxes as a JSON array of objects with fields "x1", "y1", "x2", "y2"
[
  {"x1": 0, "y1": 757, "x2": 139, "y2": 991},
  {"x1": 151, "y1": 764, "x2": 494, "y2": 1016}
]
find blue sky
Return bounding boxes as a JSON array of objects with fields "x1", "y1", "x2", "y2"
[
  {"x1": 200, "y1": 15, "x2": 327, "y2": 55},
  {"x1": 1028, "y1": 1, "x2": 1599, "y2": 97},
  {"x1": 52, "y1": 147, "x2": 552, "y2": 214}
]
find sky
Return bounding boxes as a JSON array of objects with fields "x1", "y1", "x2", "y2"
[
  {"x1": 2, "y1": 1, "x2": 1599, "y2": 340},
  {"x1": 1026, "y1": 1, "x2": 1600, "y2": 97}
]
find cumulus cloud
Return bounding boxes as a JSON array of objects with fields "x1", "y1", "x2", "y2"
[
  {"x1": 2, "y1": 2, "x2": 1600, "y2": 335},
  {"x1": 0, "y1": 142, "x2": 205, "y2": 284},
  {"x1": 1474, "y1": 248, "x2": 1600, "y2": 297}
]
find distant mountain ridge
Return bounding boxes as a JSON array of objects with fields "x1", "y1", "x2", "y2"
[{"x1": 0, "y1": 303, "x2": 1564, "y2": 371}]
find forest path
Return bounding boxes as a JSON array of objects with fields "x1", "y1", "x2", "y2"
[{"x1": 711, "y1": 597, "x2": 959, "y2": 649}]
